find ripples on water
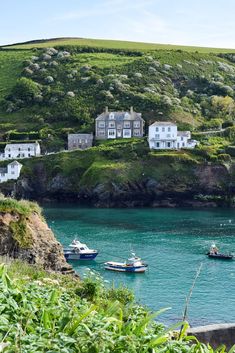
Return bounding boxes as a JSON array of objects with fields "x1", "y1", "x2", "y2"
[{"x1": 45, "y1": 206, "x2": 235, "y2": 326}]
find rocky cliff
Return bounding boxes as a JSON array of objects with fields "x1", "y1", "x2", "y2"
[
  {"x1": 1, "y1": 146, "x2": 234, "y2": 208},
  {"x1": 0, "y1": 198, "x2": 73, "y2": 273}
]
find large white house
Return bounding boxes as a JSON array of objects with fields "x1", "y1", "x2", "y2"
[
  {"x1": 0, "y1": 161, "x2": 22, "y2": 183},
  {"x1": 148, "y1": 121, "x2": 198, "y2": 149},
  {"x1": 0, "y1": 142, "x2": 41, "y2": 160}
]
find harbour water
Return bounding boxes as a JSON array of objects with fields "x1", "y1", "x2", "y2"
[{"x1": 44, "y1": 206, "x2": 235, "y2": 326}]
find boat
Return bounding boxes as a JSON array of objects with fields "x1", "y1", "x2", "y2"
[
  {"x1": 207, "y1": 253, "x2": 233, "y2": 260},
  {"x1": 63, "y1": 239, "x2": 98, "y2": 260},
  {"x1": 206, "y1": 244, "x2": 233, "y2": 260},
  {"x1": 104, "y1": 253, "x2": 148, "y2": 273}
]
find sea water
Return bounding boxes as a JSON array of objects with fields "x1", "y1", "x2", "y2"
[{"x1": 44, "y1": 206, "x2": 235, "y2": 326}]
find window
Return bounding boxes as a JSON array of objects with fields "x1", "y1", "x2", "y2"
[
  {"x1": 156, "y1": 142, "x2": 160, "y2": 148},
  {"x1": 8, "y1": 154, "x2": 11, "y2": 158},
  {"x1": 18, "y1": 148, "x2": 21, "y2": 151},
  {"x1": 166, "y1": 134, "x2": 171, "y2": 138},
  {"x1": 117, "y1": 124, "x2": 122, "y2": 129},
  {"x1": 124, "y1": 122, "x2": 130, "y2": 128},
  {"x1": 133, "y1": 129, "x2": 140, "y2": 136},
  {"x1": 182, "y1": 142, "x2": 185, "y2": 147},
  {"x1": 28, "y1": 153, "x2": 31, "y2": 157},
  {"x1": 11, "y1": 165, "x2": 14, "y2": 169},
  {"x1": 28, "y1": 147, "x2": 31, "y2": 151},
  {"x1": 162, "y1": 127, "x2": 165, "y2": 132},
  {"x1": 168, "y1": 127, "x2": 171, "y2": 132},
  {"x1": 133, "y1": 121, "x2": 140, "y2": 128},
  {"x1": 11, "y1": 171, "x2": 15, "y2": 175},
  {"x1": 167, "y1": 142, "x2": 171, "y2": 148},
  {"x1": 181, "y1": 137, "x2": 183, "y2": 141},
  {"x1": 109, "y1": 113, "x2": 115, "y2": 119},
  {"x1": 108, "y1": 130, "x2": 116, "y2": 136},
  {"x1": 155, "y1": 134, "x2": 160, "y2": 139},
  {"x1": 156, "y1": 127, "x2": 159, "y2": 132},
  {"x1": 98, "y1": 130, "x2": 105, "y2": 136},
  {"x1": 1, "y1": 173, "x2": 5, "y2": 176},
  {"x1": 108, "y1": 122, "x2": 115, "y2": 128},
  {"x1": 98, "y1": 121, "x2": 105, "y2": 128},
  {"x1": 123, "y1": 129, "x2": 131, "y2": 137}
]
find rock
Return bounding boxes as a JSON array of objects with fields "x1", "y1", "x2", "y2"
[{"x1": 0, "y1": 199, "x2": 73, "y2": 273}]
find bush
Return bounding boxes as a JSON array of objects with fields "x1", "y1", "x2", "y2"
[{"x1": 11, "y1": 77, "x2": 41, "y2": 103}]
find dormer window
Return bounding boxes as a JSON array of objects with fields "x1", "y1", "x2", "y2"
[
  {"x1": 124, "y1": 112, "x2": 130, "y2": 119},
  {"x1": 109, "y1": 113, "x2": 115, "y2": 119}
]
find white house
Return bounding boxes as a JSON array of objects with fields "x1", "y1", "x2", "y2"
[
  {"x1": 0, "y1": 161, "x2": 22, "y2": 183},
  {"x1": 0, "y1": 142, "x2": 41, "y2": 160},
  {"x1": 148, "y1": 121, "x2": 198, "y2": 150}
]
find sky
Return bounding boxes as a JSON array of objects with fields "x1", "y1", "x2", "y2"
[{"x1": 1, "y1": 0, "x2": 235, "y2": 48}]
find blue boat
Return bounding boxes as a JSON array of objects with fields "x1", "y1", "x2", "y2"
[
  {"x1": 63, "y1": 239, "x2": 98, "y2": 260},
  {"x1": 104, "y1": 253, "x2": 148, "y2": 273}
]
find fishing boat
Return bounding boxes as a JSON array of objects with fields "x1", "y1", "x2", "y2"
[
  {"x1": 206, "y1": 244, "x2": 233, "y2": 260},
  {"x1": 63, "y1": 239, "x2": 98, "y2": 260},
  {"x1": 104, "y1": 253, "x2": 148, "y2": 273}
]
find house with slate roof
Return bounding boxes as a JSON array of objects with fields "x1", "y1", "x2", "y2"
[
  {"x1": 95, "y1": 107, "x2": 144, "y2": 140},
  {"x1": 0, "y1": 161, "x2": 22, "y2": 183},
  {"x1": 0, "y1": 142, "x2": 41, "y2": 160},
  {"x1": 68, "y1": 133, "x2": 93, "y2": 150}
]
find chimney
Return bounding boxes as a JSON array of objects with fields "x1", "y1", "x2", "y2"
[
  {"x1": 130, "y1": 106, "x2": 134, "y2": 114},
  {"x1": 105, "y1": 106, "x2": 109, "y2": 113}
]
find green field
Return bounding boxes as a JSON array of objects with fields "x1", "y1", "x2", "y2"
[
  {"x1": 0, "y1": 50, "x2": 32, "y2": 99},
  {"x1": 3, "y1": 37, "x2": 235, "y2": 53}
]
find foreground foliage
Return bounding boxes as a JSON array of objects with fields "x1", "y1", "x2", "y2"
[{"x1": 0, "y1": 261, "x2": 233, "y2": 352}]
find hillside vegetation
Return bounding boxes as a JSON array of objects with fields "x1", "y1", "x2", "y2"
[{"x1": 1, "y1": 38, "x2": 235, "y2": 152}]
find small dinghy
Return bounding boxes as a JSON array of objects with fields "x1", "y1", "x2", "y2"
[
  {"x1": 63, "y1": 239, "x2": 98, "y2": 260},
  {"x1": 206, "y1": 244, "x2": 233, "y2": 260},
  {"x1": 207, "y1": 253, "x2": 233, "y2": 260},
  {"x1": 104, "y1": 253, "x2": 148, "y2": 273}
]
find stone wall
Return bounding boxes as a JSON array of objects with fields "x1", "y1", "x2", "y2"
[{"x1": 188, "y1": 324, "x2": 235, "y2": 349}]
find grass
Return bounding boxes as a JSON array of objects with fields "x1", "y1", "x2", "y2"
[
  {"x1": 0, "y1": 50, "x2": 32, "y2": 99},
  {"x1": 0, "y1": 197, "x2": 41, "y2": 216},
  {"x1": 3, "y1": 37, "x2": 235, "y2": 53}
]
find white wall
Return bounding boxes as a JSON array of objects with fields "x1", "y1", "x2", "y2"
[
  {"x1": 0, "y1": 162, "x2": 22, "y2": 183},
  {"x1": 148, "y1": 124, "x2": 177, "y2": 149}
]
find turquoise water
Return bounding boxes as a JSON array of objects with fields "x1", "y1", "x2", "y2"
[{"x1": 44, "y1": 206, "x2": 235, "y2": 326}]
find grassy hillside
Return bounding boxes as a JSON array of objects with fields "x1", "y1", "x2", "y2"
[
  {"x1": 1, "y1": 37, "x2": 235, "y2": 152},
  {"x1": 3, "y1": 37, "x2": 235, "y2": 53}
]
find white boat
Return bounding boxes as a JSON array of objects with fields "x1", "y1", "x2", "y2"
[
  {"x1": 63, "y1": 239, "x2": 98, "y2": 260},
  {"x1": 104, "y1": 253, "x2": 148, "y2": 273}
]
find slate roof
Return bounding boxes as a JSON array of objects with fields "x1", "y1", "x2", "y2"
[
  {"x1": 150, "y1": 121, "x2": 176, "y2": 127},
  {"x1": 68, "y1": 133, "x2": 93, "y2": 139},
  {"x1": 177, "y1": 131, "x2": 191, "y2": 136},
  {"x1": 8, "y1": 161, "x2": 23, "y2": 167},
  {"x1": 96, "y1": 111, "x2": 143, "y2": 121}
]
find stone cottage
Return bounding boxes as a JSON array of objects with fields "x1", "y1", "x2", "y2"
[
  {"x1": 95, "y1": 107, "x2": 144, "y2": 140},
  {"x1": 68, "y1": 133, "x2": 93, "y2": 150}
]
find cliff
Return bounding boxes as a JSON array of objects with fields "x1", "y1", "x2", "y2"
[
  {"x1": 0, "y1": 143, "x2": 234, "y2": 208},
  {"x1": 0, "y1": 198, "x2": 73, "y2": 272}
]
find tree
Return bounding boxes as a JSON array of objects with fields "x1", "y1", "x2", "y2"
[{"x1": 12, "y1": 77, "x2": 41, "y2": 103}]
